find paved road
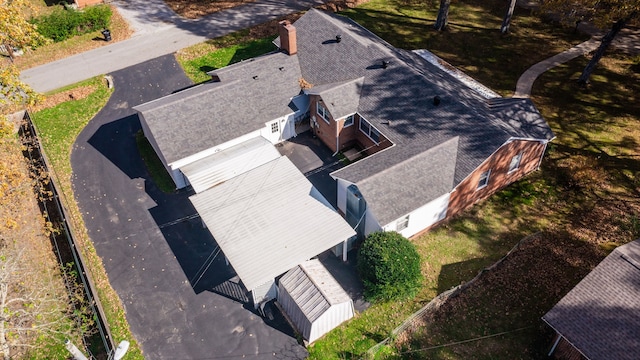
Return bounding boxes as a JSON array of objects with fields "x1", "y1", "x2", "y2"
[
  {"x1": 20, "y1": 0, "x2": 324, "y2": 93},
  {"x1": 71, "y1": 54, "x2": 307, "y2": 359}
]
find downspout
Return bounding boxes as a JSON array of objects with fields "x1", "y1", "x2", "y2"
[
  {"x1": 536, "y1": 140, "x2": 549, "y2": 170},
  {"x1": 333, "y1": 117, "x2": 340, "y2": 156},
  {"x1": 548, "y1": 333, "x2": 562, "y2": 356}
]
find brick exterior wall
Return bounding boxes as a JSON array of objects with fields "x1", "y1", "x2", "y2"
[
  {"x1": 447, "y1": 139, "x2": 546, "y2": 218},
  {"x1": 309, "y1": 95, "x2": 392, "y2": 155},
  {"x1": 74, "y1": 0, "x2": 103, "y2": 8}
]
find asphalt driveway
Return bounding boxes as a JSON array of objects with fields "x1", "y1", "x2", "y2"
[{"x1": 71, "y1": 54, "x2": 307, "y2": 359}]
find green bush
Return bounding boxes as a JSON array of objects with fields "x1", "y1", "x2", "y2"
[
  {"x1": 357, "y1": 231, "x2": 423, "y2": 302},
  {"x1": 32, "y1": 5, "x2": 112, "y2": 42}
]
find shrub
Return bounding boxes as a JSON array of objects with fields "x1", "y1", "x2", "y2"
[
  {"x1": 357, "y1": 231, "x2": 423, "y2": 302},
  {"x1": 32, "y1": 5, "x2": 112, "y2": 42}
]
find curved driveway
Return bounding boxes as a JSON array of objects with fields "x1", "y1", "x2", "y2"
[{"x1": 71, "y1": 55, "x2": 307, "y2": 359}]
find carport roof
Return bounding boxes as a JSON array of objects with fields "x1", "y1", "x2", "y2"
[{"x1": 189, "y1": 156, "x2": 356, "y2": 291}]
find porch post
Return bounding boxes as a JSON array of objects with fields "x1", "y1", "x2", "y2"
[{"x1": 342, "y1": 240, "x2": 348, "y2": 262}]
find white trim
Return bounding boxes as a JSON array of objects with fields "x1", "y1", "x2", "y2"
[
  {"x1": 358, "y1": 116, "x2": 383, "y2": 144},
  {"x1": 507, "y1": 152, "x2": 523, "y2": 173},
  {"x1": 343, "y1": 114, "x2": 355, "y2": 128},
  {"x1": 317, "y1": 102, "x2": 330, "y2": 124},
  {"x1": 476, "y1": 169, "x2": 491, "y2": 190}
]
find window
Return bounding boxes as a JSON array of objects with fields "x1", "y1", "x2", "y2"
[
  {"x1": 344, "y1": 114, "x2": 354, "y2": 127},
  {"x1": 396, "y1": 215, "x2": 410, "y2": 231},
  {"x1": 317, "y1": 102, "x2": 330, "y2": 123},
  {"x1": 359, "y1": 118, "x2": 381, "y2": 144},
  {"x1": 271, "y1": 122, "x2": 279, "y2": 133},
  {"x1": 508, "y1": 152, "x2": 523, "y2": 173},
  {"x1": 477, "y1": 170, "x2": 491, "y2": 190}
]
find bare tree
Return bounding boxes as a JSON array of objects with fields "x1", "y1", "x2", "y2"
[
  {"x1": 501, "y1": 0, "x2": 518, "y2": 34},
  {"x1": 541, "y1": 0, "x2": 640, "y2": 85},
  {"x1": 434, "y1": 0, "x2": 451, "y2": 31}
]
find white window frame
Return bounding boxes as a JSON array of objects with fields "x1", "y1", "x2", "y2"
[
  {"x1": 270, "y1": 122, "x2": 279, "y2": 133},
  {"x1": 344, "y1": 114, "x2": 355, "y2": 128},
  {"x1": 396, "y1": 215, "x2": 410, "y2": 231},
  {"x1": 477, "y1": 170, "x2": 491, "y2": 190},
  {"x1": 359, "y1": 118, "x2": 381, "y2": 144},
  {"x1": 508, "y1": 152, "x2": 523, "y2": 173},
  {"x1": 317, "y1": 102, "x2": 330, "y2": 123}
]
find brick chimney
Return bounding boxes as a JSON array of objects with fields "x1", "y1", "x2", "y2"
[{"x1": 278, "y1": 20, "x2": 297, "y2": 56}]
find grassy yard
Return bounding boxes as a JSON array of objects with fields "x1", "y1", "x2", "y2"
[{"x1": 30, "y1": 77, "x2": 144, "y2": 360}]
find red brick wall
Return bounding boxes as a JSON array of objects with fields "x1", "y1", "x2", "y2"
[
  {"x1": 310, "y1": 96, "x2": 338, "y2": 152},
  {"x1": 448, "y1": 139, "x2": 546, "y2": 217},
  {"x1": 354, "y1": 117, "x2": 392, "y2": 155}
]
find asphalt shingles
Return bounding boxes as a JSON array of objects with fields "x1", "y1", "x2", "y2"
[{"x1": 71, "y1": 54, "x2": 306, "y2": 359}]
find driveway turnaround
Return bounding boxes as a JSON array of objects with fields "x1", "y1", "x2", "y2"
[{"x1": 71, "y1": 54, "x2": 307, "y2": 359}]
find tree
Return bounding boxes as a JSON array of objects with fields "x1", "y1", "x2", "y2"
[
  {"x1": 501, "y1": 0, "x2": 518, "y2": 34},
  {"x1": 541, "y1": 0, "x2": 640, "y2": 84},
  {"x1": 0, "y1": 118, "x2": 91, "y2": 359},
  {"x1": 0, "y1": 0, "x2": 49, "y2": 60},
  {"x1": 357, "y1": 231, "x2": 423, "y2": 301},
  {"x1": 0, "y1": 0, "x2": 47, "y2": 113},
  {"x1": 0, "y1": 65, "x2": 41, "y2": 112},
  {"x1": 434, "y1": 0, "x2": 451, "y2": 31}
]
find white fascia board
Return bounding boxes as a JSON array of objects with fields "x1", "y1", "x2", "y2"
[{"x1": 169, "y1": 130, "x2": 262, "y2": 170}]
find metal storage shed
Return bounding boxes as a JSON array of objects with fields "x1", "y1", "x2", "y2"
[{"x1": 278, "y1": 259, "x2": 355, "y2": 344}]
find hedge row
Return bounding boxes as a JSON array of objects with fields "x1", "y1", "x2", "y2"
[{"x1": 32, "y1": 5, "x2": 112, "y2": 43}]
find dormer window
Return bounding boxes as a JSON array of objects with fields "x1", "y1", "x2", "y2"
[
  {"x1": 317, "y1": 102, "x2": 330, "y2": 123},
  {"x1": 344, "y1": 114, "x2": 354, "y2": 127}
]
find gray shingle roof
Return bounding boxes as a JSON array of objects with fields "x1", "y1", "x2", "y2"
[
  {"x1": 347, "y1": 137, "x2": 459, "y2": 225},
  {"x1": 542, "y1": 240, "x2": 640, "y2": 360},
  {"x1": 133, "y1": 52, "x2": 302, "y2": 164},
  {"x1": 306, "y1": 77, "x2": 363, "y2": 120}
]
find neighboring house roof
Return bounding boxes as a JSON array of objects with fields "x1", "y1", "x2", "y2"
[
  {"x1": 279, "y1": 259, "x2": 353, "y2": 324},
  {"x1": 189, "y1": 156, "x2": 356, "y2": 291},
  {"x1": 542, "y1": 240, "x2": 640, "y2": 360},
  {"x1": 133, "y1": 52, "x2": 303, "y2": 164}
]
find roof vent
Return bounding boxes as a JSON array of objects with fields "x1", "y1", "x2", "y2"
[
  {"x1": 279, "y1": 67, "x2": 285, "y2": 71},
  {"x1": 382, "y1": 60, "x2": 390, "y2": 69},
  {"x1": 433, "y1": 96, "x2": 441, "y2": 106},
  {"x1": 336, "y1": 35, "x2": 342, "y2": 43},
  {"x1": 253, "y1": 75, "x2": 259, "y2": 80}
]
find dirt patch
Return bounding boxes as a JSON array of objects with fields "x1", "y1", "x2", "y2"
[
  {"x1": 164, "y1": 0, "x2": 258, "y2": 19},
  {"x1": 165, "y1": 0, "x2": 369, "y2": 19},
  {"x1": 395, "y1": 231, "x2": 605, "y2": 358},
  {"x1": 31, "y1": 85, "x2": 97, "y2": 112}
]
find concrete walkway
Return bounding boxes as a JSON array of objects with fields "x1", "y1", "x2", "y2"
[
  {"x1": 20, "y1": 0, "x2": 324, "y2": 92},
  {"x1": 513, "y1": 38, "x2": 600, "y2": 98}
]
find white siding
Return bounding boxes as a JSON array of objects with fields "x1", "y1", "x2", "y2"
[
  {"x1": 363, "y1": 208, "x2": 382, "y2": 237},
  {"x1": 383, "y1": 193, "x2": 450, "y2": 238},
  {"x1": 278, "y1": 260, "x2": 354, "y2": 344},
  {"x1": 260, "y1": 113, "x2": 295, "y2": 144},
  {"x1": 335, "y1": 178, "x2": 353, "y2": 215},
  {"x1": 251, "y1": 279, "x2": 277, "y2": 308}
]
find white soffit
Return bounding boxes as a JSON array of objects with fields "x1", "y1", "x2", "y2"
[{"x1": 189, "y1": 157, "x2": 356, "y2": 291}]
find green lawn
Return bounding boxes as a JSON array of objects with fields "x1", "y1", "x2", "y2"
[
  {"x1": 177, "y1": 36, "x2": 277, "y2": 83},
  {"x1": 30, "y1": 77, "x2": 145, "y2": 360}
]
